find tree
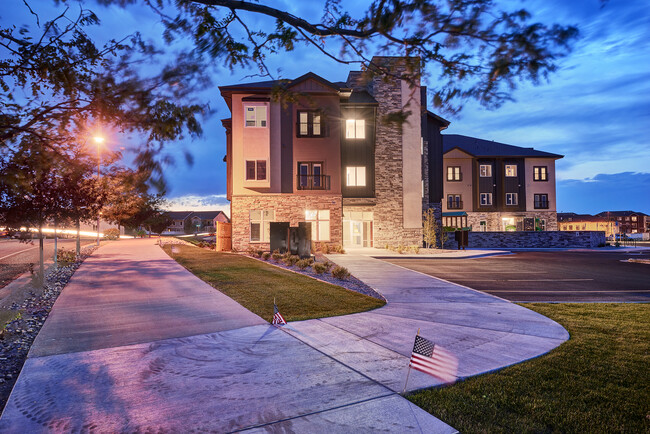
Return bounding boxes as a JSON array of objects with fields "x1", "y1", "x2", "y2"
[
  {"x1": 146, "y1": 212, "x2": 173, "y2": 236},
  {"x1": 422, "y1": 208, "x2": 438, "y2": 249},
  {"x1": 141, "y1": 0, "x2": 579, "y2": 113}
]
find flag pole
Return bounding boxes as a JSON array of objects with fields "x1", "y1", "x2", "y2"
[{"x1": 402, "y1": 328, "x2": 420, "y2": 394}]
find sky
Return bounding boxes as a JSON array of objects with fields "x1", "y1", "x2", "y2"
[{"x1": 3, "y1": 0, "x2": 649, "y2": 216}]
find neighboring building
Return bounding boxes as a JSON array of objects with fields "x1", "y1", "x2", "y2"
[
  {"x1": 595, "y1": 211, "x2": 649, "y2": 234},
  {"x1": 557, "y1": 212, "x2": 618, "y2": 237},
  {"x1": 219, "y1": 56, "x2": 449, "y2": 251},
  {"x1": 164, "y1": 211, "x2": 229, "y2": 234},
  {"x1": 442, "y1": 135, "x2": 562, "y2": 232}
]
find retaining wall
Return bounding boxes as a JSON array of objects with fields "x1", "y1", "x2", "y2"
[{"x1": 444, "y1": 230, "x2": 606, "y2": 249}]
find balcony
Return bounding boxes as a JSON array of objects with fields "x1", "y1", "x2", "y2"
[
  {"x1": 447, "y1": 201, "x2": 463, "y2": 209},
  {"x1": 297, "y1": 174, "x2": 331, "y2": 190}
]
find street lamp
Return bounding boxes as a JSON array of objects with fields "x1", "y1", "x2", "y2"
[{"x1": 94, "y1": 135, "x2": 105, "y2": 246}]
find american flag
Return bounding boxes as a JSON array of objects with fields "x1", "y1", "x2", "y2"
[
  {"x1": 272, "y1": 303, "x2": 287, "y2": 325},
  {"x1": 409, "y1": 335, "x2": 458, "y2": 383}
]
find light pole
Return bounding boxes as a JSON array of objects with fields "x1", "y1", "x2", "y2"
[{"x1": 94, "y1": 135, "x2": 105, "y2": 246}]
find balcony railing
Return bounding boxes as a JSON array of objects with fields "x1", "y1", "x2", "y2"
[
  {"x1": 297, "y1": 174, "x2": 331, "y2": 190},
  {"x1": 447, "y1": 201, "x2": 463, "y2": 209}
]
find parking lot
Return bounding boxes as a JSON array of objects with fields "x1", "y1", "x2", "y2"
[{"x1": 382, "y1": 250, "x2": 650, "y2": 302}]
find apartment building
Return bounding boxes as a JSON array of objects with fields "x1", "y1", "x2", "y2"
[
  {"x1": 557, "y1": 213, "x2": 618, "y2": 237},
  {"x1": 219, "y1": 57, "x2": 449, "y2": 251},
  {"x1": 442, "y1": 135, "x2": 562, "y2": 232},
  {"x1": 595, "y1": 211, "x2": 649, "y2": 234}
]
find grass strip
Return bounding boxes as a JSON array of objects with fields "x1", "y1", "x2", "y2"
[
  {"x1": 162, "y1": 244, "x2": 385, "y2": 322},
  {"x1": 407, "y1": 303, "x2": 649, "y2": 433},
  {"x1": 0, "y1": 309, "x2": 20, "y2": 329}
]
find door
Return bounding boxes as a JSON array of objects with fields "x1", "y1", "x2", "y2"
[{"x1": 351, "y1": 221, "x2": 363, "y2": 247}]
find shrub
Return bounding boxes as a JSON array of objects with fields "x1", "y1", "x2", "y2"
[
  {"x1": 56, "y1": 248, "x2": 76, "y2": 264},
  {"x1": 329, "y1": 244, "x2": 345, "y2": 254},
  {"x1": 296, "y1": 259, "x2": 311, "y2": 270},
  {"x1": 331, "y1": 265, "x2": 350, "y2": 280},
  {"x1": 257, "y1": 249, "x2": 264, "y2": 257},
  {"x1": 322, "y1": 260, "x2": 334, "y2": 272},
  {"x1": 136, "y1": 229, "x2": 146, "y2": 238},
  {"x1": 321, "y1": 243, "x2": 330, "y2": 254},
  {"x1": 283, "y1": 255, "x2": 300, "y2": 266},
  {"x1": 271, "y1": 252, "x2": 283, "y2": 261},
  {"x1": 262, "y1": 252, "x2": 271, "y2": 260},
  {"x1": 410, "y1": 245, "x2": 420, "y2": 254},
  {"x1": 103, "y1": 228, "x2": 120, "y2": 240},
  {"x1": 313, "y1": 262, "x2": 328, "y2": 274}
]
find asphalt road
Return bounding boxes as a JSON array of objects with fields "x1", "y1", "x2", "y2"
[
  {"x1": 0, "y1": 238, "x2": 89, "y2": 288},
  {"x1": 382, "y1": 250, "x2": 650, "y2": 302}
]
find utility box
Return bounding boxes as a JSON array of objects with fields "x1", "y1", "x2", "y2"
[{"x1": 454, "y1": 230, "x2": 469, "y2": 250}]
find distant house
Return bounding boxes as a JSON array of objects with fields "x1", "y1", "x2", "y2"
[
  {"x1": 164, "y1": 211, "x2": 229, "y2": 234},
  {"x1": 595, "y1": 211, "x2": 649, "y2": 234},
  {"x1": 558, "y1": 213, "x2": 618, "y2": 237},
  {"x1": 442, "y1": 135, "x2": 563, "y2": 232}
]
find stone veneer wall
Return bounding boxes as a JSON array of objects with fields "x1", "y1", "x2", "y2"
[
  {"x1": 444, "y1": 230, "x2": 606, "y2": 249},
  {"x1": 231, "y1": 195, "x2": 342, "y2": 251},
  {"x1": 466, "y1": 211, "x2": 558, "y2": 232},
  {"x1": 367, "y1": 58, "x2": 422, "y2": 247}
]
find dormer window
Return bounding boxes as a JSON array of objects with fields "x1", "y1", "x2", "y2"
[
  {"x1": 245, "y1": 106, "x2": 267, "y2": 127},
  {"x1": 297, "y1": 111, "x2": 323, "y2": 137},
  {"x1": 345, "y1": 119, "x2": 365, "y2": 139}
]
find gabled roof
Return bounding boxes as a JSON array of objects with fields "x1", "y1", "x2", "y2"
[
  {"x1": 219, "y1": 72, "x2": 342, "y2": 94},
  {"x1": 165, "y1": 211, "x2": 227, "y2": 221},
  {"x1": 343, "y1": 90, "x2": 378, "y2": 105},
  {"x1": 442, "y1": 134, "x2": 563, "y2": 158},
  {"x1": 558, "y1": 213, "x2": 608, "y2": 223},
  {"x1": 595, "y1": 210, "x2": 648, "y2": 217},
  {"x1": 166, "y1": 211, "x2": 193, "y2": 220}
]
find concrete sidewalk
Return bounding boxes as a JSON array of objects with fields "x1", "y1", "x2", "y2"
[{"x1": 0, "y1": 239, "x2": 451, "y2": 433}]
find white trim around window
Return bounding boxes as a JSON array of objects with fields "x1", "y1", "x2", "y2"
[
  {"x1": 506, "y1": 192, "x2": 518, "y2": 205},
  {"x1": 345, "y1": 119, "x2": 365, "y2": 139},
  {"x1": 480, "y1": 192, "x2": 493, "y2": 206},
  {"x1": 505, "y1": 164, "x2": 517, "y2": 177},
  {"x1": 244, "y1": 105, "x2": 267, "y2": 128},
  {"x1": 479, "y1": 164, "x2": 492, "y2": 177},
  {"x1": 250, "y1": 210, "x2": 274, "y2": 242}
]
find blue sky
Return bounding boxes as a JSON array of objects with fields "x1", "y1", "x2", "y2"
[{"x1": 3, "y1": 0, "x2": 649, "y2": 215}]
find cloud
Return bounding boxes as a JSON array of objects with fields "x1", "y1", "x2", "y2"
[{"x1": 557, "y1": 172, "x2": 650, "y2": 214}]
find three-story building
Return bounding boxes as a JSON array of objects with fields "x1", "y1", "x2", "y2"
[
  {"x1": 220, "y1": 57, "x2": 449, "y2": 251},
  {"x1": 442, "y1": 134, "x2": 562, "y2": 232}
]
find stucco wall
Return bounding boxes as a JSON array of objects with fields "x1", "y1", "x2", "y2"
[{"x1": 525, "y1": 158, "x2": 557, "y2": 211}]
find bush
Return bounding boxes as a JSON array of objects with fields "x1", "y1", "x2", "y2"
[
  {"x1": 262, "y1": 252, "x2": 271, "y2": 261},
  {"x1": 331, "y1": 265, "x2": 350, "y2": 280},
  {"x1": 271, "y1": 252, "x2": 283, "y2": 261},
  {"x1": 283, "y1": 255, "x2": 300, "y2": 266},
  {"x1": 136, "y1": 229, "x2": 146, "y2": 238},
  {"x1": 313, "y1": 262, "x2": 328, "y2": 274},
  {"x1": 330, "y1": 244, "x2": 346, "y2": 254},
  {"x1": 296, "y1": 259, "x2": 311, "y2": 270},
  {"x1": 410, "y1": 245, "x2": 420, "y2": 254},
  {"x1": 321, "y1": 243, "x2": 330, "y2": 254},
  {"x1": 322, "y1": 260, "x2": 334, "y2": 272},
  {"x1": 56, "y1": 248, "x2": 76, "y2": 264},
  {"x1": 103, "y1": 228, "x2": 120, "y2": 240}
]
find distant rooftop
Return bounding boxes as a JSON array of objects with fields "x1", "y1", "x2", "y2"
[{"x1": 443, "y1": 134, "x2": 563, "y2": 158}]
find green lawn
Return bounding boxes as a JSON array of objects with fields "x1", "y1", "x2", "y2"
[
  {"x1": 407, "y1": 303, "x2": 649, "y2": 433},
  {"x1": 162, "y1": 244, "x2": 385, "y2": 322}
]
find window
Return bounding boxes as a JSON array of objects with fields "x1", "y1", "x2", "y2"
[
  {"x1": 480, "y1": 193, "x2": 493, "y2": 206},
  {"x1": 297, "y1": 111, "x2": 323, "y2": 137},
  {"x1": 447, "y1": 194, "x2": 462, "y2": 209},
  {"x1": 250, "y1": 210, "x2": 274, "y2": 242},
  {"x1": 533, "y1": 166, "x2": 548, "y2": 181},
  {"x1": 534, "y1": 194, "x2": 549, "y2": 209},
  {"x1": 245, "y1": 106, "x2": 267, "y2": 127},
  {"x1": 537, "y1": 219, "x2": 547, "y2": 231},
  {"x1": 305, "y1": 210, "x2": 330, "y2": 241},
  {"x1": 345, "y1": 119, "x2": 365, "y2": 139},
  {"x1": 447, "y1": 166, "x2": 462, "y2": 181},
  {"x1": 298, "y1": 162, "x2": 324, "y2": 190},
  {"x1": 632, "y1": 216, "x2": 637, "y2": 221},
  {"x1": 506, "y1": 192, "x2": 518, "y2": 206},
  {"x1": 479, "y1": 164, "x2": 492, "y2": 177},
  {"x1": 443, "y1": 215, "x2": 468, "y2": 229},
  {"x1": 346, "y1": 166, "x2": 366, "y2": 186},
  {"x1": 245, "y1": 160, "x2": 267, "y2": 180},
  {"x1": 479, "y1": 221, "x2": 487, "y2": 232},
  {"x1": 505, "y1": 165, "x2": 517, "y2": 177}
]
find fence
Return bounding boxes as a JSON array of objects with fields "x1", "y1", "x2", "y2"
[{"x1": 215, "y1": 222, "x2": 232, "y2": 252}]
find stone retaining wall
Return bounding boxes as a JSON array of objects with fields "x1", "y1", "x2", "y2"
[{"x1": 444, "y1": 230, "x2": 606, "y2": 249}]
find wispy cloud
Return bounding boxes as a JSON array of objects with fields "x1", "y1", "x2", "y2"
[{"x1": 164, "y1": 194, "x2": 230, "y2": 216}]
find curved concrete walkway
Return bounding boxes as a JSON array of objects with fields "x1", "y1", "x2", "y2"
[{"x1": 0, "y1": 240, "x2": 451, "y2": 433}]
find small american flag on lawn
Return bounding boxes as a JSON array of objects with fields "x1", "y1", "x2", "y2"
[
  {"x1": 409, "y1": 335, "x2": 458, "y2": 383},
  {"x1": 272, "y1": 303, "x2": 287, "y2": 325}
]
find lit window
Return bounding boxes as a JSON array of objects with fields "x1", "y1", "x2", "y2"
[
  {"x1": 305, "y1": 210, "x2": 330, "y2": 241},
  {"x1": 297, "y1": 111, "x2": 323, "y2": 137},
  {"x1": 505, "y1": 165, "x2": 517, "y2": 177},
  {"x1": 346, "y1": 166, "x2": 366, "y2": 186},
  {"x1": 506, "y1": 192, "x2": 518, "y2": 205},
  {"x1": 345, "y1": 119, "x2": 365, "y2": 139},
  {"x1": 533, "y1": 166, "x2": 548, "y2": 181},
  {"x1": 480, "y1": 193, "x2": 493, "y2": 206},
  {"x1": 447, "y1": 166, "x2": 461, "y2": 181},
  {"x1": 245, "y1": 106, "x2": 267, "y2": 128},
  {"x1": 479, "y1": 164, "x2": 492, "y2": 177},
  {"x1": 245, "y1": 160, "x2": 267, "y2": 181},
  {"x1": 250, "y1": 210, "x2": 274, "y2": 242},
  {"x1": 631, "y1": 216, "x2": 637, "y2": 221}
]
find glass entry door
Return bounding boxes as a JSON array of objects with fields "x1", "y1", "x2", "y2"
[{"x1": 343, "y1": 211, "x2": 374, "y2": 248}]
